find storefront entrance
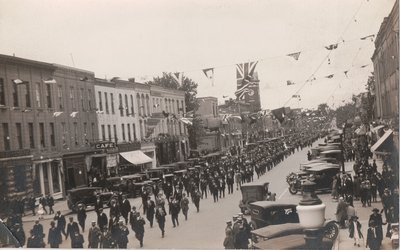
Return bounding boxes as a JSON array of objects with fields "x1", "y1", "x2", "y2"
[{"x1": 32, "y1": 160, "x2": 63, "y2": 199}]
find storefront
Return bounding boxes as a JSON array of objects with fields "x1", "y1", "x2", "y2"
[
  {"x1": 89, "y1": 141, "x2": 119, "y2": 179},
  {"x1": 118, "y1": 142, "x2": 152, "y2": 174},
  {"x1": 63, "y1": 151, "x2": 94, "y2": 191},
  {"x1": 0, "y1": 149, "x2": 33, "y2": 200},
  {"x1": 32, "y1": 156, "x2": 64, "y2": 199}
]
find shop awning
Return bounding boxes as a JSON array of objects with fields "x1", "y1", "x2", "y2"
[
  {"x1": 120, "y1": 150, "x2": 152, "y2": 165},
  {"x1": 371, "y1": 129, "x2": 393, "y2": 152}
]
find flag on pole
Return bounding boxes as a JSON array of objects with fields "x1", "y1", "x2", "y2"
[
  {"x1": 287, "y1": 80, "x2": 295, "y2": 85},
  {"x1": 287, "y1": 52, "x2": 301, "y2": 61},
  {"x1": 236, "y1": 61, "x2": 258, "y2": 88},
  {"x1": 180, "y1": 117, "x2": 193, "y2": 126},
  {"x1": 70, "y1": 111, "x2": 78, "y2": 118},
  {"x1": 325, "y1": 44, "x2": 338, "y2": 50},
  {"x1": 53, "y1": 112, "x2": 63, "y2": 117},
  {"x1": 172, "y1": 72, "x2": 183, "y2": 86},
  {"x1": 325, "y1": 74, "x2": 334, "y2": 79},
  {"x1": 202, "y1": 68, "x2": 214, "y2": 86}
]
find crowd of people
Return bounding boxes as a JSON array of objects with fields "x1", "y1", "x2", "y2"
[{"x1": 4, "y1": 131, "x2": 324, "y2": 248}]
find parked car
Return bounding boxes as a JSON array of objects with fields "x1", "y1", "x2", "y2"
[
  {"x1": 286, "y1": 164, "x2": 340, "y2": 195},
  {"x1": 67, "y1": 187, "x2": 114, "y2": 212},
  {"x1": 239, "y1": 181, "x2": 269, "y2": 214},
  {"x1": 248, "y1": 200, "x2": 338, "y2": 244}
]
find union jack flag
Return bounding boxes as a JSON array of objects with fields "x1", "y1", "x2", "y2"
[{"x1": 236, "y1": 61, "x2": 258, "y2": 88}]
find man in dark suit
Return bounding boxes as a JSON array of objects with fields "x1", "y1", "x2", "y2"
[
  {"x1": 97, "y1": 208, "x2": 108, "y2": 232},
  {"x1": 48, "y1": 221, "x2": 61, "y2": 248},
  {"x1": 94, "y1": 196, "x2": 103, "y2": 215},
  {"x1": 66, "y1": 217, "x2": 80, "y2": 241},
  {"x1": 120, "y1": 195, "x2": 131, "y2": 224},
  {"x1": 77, "y1": 204, "x2": 87, "y2": 232},
  {"x1": 32, "y1": 219, "x2": 44, "y2": 242},
  {"x1": 146, "y1": 197, "x2": 155, "y2": 227},
  {"x1": 116, "y1": 220, "x2": 129, "y2": 249},
  {"x1": 47, "y1": 195, "x2": 55, "y2": 215},
  {"x1": 88, "y1": 221, "x2": 101, "y2": 248},
  {"x1": 54, "y1": 211, "x2": 66, "y2": 237},
  {"x1": 135, "y1": 212, "x2": 146, "y2": 248}
]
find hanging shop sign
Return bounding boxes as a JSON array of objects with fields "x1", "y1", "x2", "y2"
[
  {"x1": 93, "y1": 142, "x2": 116, "y2": 149},
  {"x1": 106, "y1": 154, "x2": 118, "y2": 168}
]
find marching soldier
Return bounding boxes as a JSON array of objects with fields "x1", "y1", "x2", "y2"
[
  {"x1": 97, "y1": 208, "x2": 108, "y2": 232},
  {"x1": 71, "y1": 231, "x2": 84, "y2": 248},
  {"x1": 135, "y1": 212, "x2": 146, "y2": 248},
  {"x1": 155, "y1": 205, "x2": 166, "y2": 238},
  {"x1": 120, "y1": 195, "x2": 131, "y2": 224},
  {"x1": 116, "y1": 220, "x2": 129, "y2": 249},
  {"x1": 66, "y1": 217, "x2": 80, "y2": 241},
  {"x1": 146, "y1": 197, "x2": 156, "y2": 227},
  {"x1": 54, "y1": 211, "x2": 66, "y2": 237},
  {"x1": 88, "y1": 221, "x2": 101, "y2": 248},
  {"x1": 77, "y1": 204, "x2": 87, "y2": 232},
  {"x1": 180, "y1": 193, "x2": 190, "y2": 221},
  {"x1": 192, "y1": 188, "x2": 201, "y2": 212},
  {"x1": 48, "y1": 221, "x2": 61, "y2": 248},
  {"x1": 100, "y1": 227, "x2": 116, "y2": 248}
]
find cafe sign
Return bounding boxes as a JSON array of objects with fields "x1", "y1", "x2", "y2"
[{"x1": 94, "y1": 142, "x2": 116, "y2": 149}]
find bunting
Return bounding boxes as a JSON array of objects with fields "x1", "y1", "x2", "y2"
[
  {"x1": 70, "y1": 112, "x2": 78, "y2": 118},
  {"x1": 43, "y1": 78, "x2": 57, "y2": 84},
  {"x1": 325, "y1": 44, "x2": 338, "y2": 50},
  {"x1": 180, "y1": 117, "x2": 193, "y2": 126},
  {"x1": 292, "y1": 94, "x2": 301, "y2": 98},
  {"x1": 287, "y1": 80, "x2": 295, "y2": 85},
  {"x1": 287, "y1": 52, "x2": 301, "y2": 61},
  {"x1": 344, "y1": 70, "x2": 349, "y2": 78},
  {"x1": 53, "y1": 111, "x2": 63, "y2": 117}
]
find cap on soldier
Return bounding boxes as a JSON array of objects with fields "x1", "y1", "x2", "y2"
[{"x1": 226, "y1": 220, "x2": 232, "y2": 224}]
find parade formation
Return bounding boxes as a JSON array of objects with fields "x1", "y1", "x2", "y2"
[{"x1": 0, "y1": 0, "x2": 399, "y2": 249}]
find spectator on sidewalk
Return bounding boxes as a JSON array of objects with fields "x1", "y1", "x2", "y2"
[
  {"x1": 97, "y1": 208, "x2": 108, "y2": 232},
  {"x1": 28, "y1": 196, "x2": 36, "y2": 216},
  {"x1": 11, "y1": 223, "x2": 26, "y2": 247},
  {"x1": 77, "y1": 204, "x2": 87, "y2": 232},
  {"x1": 46, "y1": 195, "x2": 55, "y2": 215},
  {"x1": 366, "y1": 220, "x2": 382, "y2": 250},
  {"x1": 38, "y1": 195, "x2": 48, "y2": 215},
  {"x1": 335, "y1": 197, "x2": 348, "y2": 229},
  {"x1": 348, "y1": 215, "x2": 363, "y2": 247}
]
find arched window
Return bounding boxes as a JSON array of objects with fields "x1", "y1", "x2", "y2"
[
  {"x1": 141, "y1": 94, "x2": 145, "y2": 117},
  {"x1": 146, "y1": 95, "x2": 150, "y2": 116},
  {"x1": 139, "y1": 120, "x2": 143, "y2": 140},
  {"x1": 137, "y1": 94, "x2": 141, "y2": 116},
  {"x1": 119, "y1": 93, "x2": 123, "y2": 116},
  {"x1": 125, "y1": 94, "x2": 129, "y2": 116},
  {"x1": 164, "y1": 98, "x2": 168, "y2": 113},
  {"x1": 130, "y1": 95, "x2": 135, "y2": 116}
]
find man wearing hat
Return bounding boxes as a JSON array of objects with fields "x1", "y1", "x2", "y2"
[
  {"x1": 100, "y1": 226, "x2": 115, "y2": 248},
  {"x1": 155, "y1": 205, "x2": 166, "y2": 238},
  {"x1": 54, "y1": 211, "x2": 66, "y2": 237},
  {"x1": 348, "y1": 216, "x2": 362, "y2": 247},
  {"x1": 88, "y1": 221, "x2": 101, "y2": 248},
  {"x1": 97, "y1": 208, "x2": 108, "y2": 232},
  {"x1": 77, "y1": 203, "x2": 87, "y2": 232},
  {"x1": 116, "y1": 220, "x2": 129, "y2": 249},
  {"x1": 223, "y1": 220, "x2": 234, "y2": 249},
  {"x1": 135, "y1": 212, "x2": 146, "y2": 247},
  {"x1": 120, "y1": 195, "x2": 131, "y2": 224},
  {"x1": 32, "y1": 219, "x2": 44, "y2": 243},
  {"x1": 232, "y1": 216, "x2": 242, "y2": 249},
  {"x1": 129, "y1": 206, "x2": 138, "y2": 233},
  {"x1": 48, "y1": 220, "x2": 61, "y2": 248},
  {"x1": 146, "y1": 196, "x2": 156, "y2": 227},
  {"x1": 369, "y1": 208, "x2": 383, "y2": 246},
  {"x1": 66, "y1": 217, "x2": 80, "y2": 241}
]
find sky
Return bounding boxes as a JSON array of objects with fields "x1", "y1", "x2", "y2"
[{"x1": 0, "y1": 0, "x2": 396, "y2": 110}]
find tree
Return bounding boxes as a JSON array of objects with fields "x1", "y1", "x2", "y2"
[
  {"x1": 363, "y1": 73, "x2": 375, "y2": 122},
  {"x1": 147, "y1": 72, "x2": 204, "y2": 149},
  {"x1": 317, "y1": 103, "x2": 329, "y2": 117},
  {"x1": 334, "y1": 102, "x2": 357, "y2": 127}
]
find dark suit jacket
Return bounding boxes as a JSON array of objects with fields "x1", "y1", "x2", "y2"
[{"x1": 66, "y1": 222, "x2": 80, "y2": 239}]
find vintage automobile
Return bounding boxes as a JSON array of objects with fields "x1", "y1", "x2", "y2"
[
  {"x1": 320, "y1": 149, "x2": 343, "y2": 163},
  {"x1": 0, "y1": 219, "x2": 21, "y2": 248},
  {"x1": 239, "y1": 181, "x2": 269, "y2": 214},
  {"x1": 249, "y1": 201, "x2": 339, "y2": 245},
  {"x1": 286, "y1": 165, "x2": 340, "y2": 195},
  {"x1": 67, "y1": 187, "x2": 114, "y2": 212}
]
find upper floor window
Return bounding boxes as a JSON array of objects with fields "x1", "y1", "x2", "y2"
[
  {"x1": 57, "y1": 85, "x2": 63, "y2": 110},
  {"x1": 46, "y1": 84, "x2": 52, "y2": 108},
  {"x1": 110, "y1": 93, "x2": 115, "y2": 114},
  {"x1": 98, "y1": 91, "x2": 103, "y2": 111},
  {"x1": 105, "y1": 92, "x2": 109, "y2": 114},
  {"x1": 119, "y1": 94, "x2": 123, "y2": 116},
  {"x1": 0, "y1": 78, "x2": 5, "y2": 106},
  {"x1": 35, "y1": 83, "x2": 42, "y2": 108},
  {"x1": 12, "y1": 82, "x2": 19, "y2": 107},
  {"x1": 70, "y1": 86, "x2": 75, "y2": 110}
]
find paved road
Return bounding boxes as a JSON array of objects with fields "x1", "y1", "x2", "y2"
[{"x1": 23, "y1": 140, "x2": 343, "y2": 249}]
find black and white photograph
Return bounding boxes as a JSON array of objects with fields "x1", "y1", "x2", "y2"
[{"x1": 0, "y1": 0, "x2": 398, "y2": 249}]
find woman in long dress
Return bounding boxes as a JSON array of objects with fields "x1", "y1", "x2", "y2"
[
  {"x1": 349, "y1": 215, "x2": 363, "y2": 247},
  {"x1": 37, "y1": 203, "x2": 45, "y2": 219}
]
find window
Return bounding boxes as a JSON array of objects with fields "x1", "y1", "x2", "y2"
[
  {"x1": 119, "y1": 94, "x2": 123, "y2": 116},
  {"x1": 137, "y1": 94, "x2": 141, "y2": 116},
  {"x1": 2, "y1": 123, "x2": 10, "y2": 150},
  {"x1": 130, "y1": 95, "x2": 134, "y2": 116},
  {"x1": 74, "y1": 122, "x2": 78, "y2": 145},
  {"x1": 13, "y1": 166, "x2": 26, "y2": 192},
  {"x1": 141, "y1": 95, "x2": 146, "y2": 116},
  {"x1": 80, "y1": 88, "x2": 84, "y2": 111},
  {"x1": 177, "y1": 101, "x2": 180, "y2": 114},
  {"x1": 127, "y1": 124, "x2": 131, "y2": 141},
  {"x1": 132, "y1": 123, "x2": 137, "y2": 141},
  {"x1": 113, "y1": 125, "x2": 117, "y2": 143},
  {"x1": 39, "y1": 123, "x2": 45, "y2": 148},
  {"x1": 0, "y1": 78, "x2": 5, "y2": 106},
  {"x1": 88, "y1": 89, "x2": 92, "y2": 110},
  {"x1": 146, "y1": 95, "x2": 150, "y2": 116},
  {"x1": 28, "y1": 123, "x2": 34, "y2": 148},
  {"x1": 16, "y1": 123, "x2": 22, "y2": 149},
  {"x1": 83, "y1": 122, "x2": 88, "y2": 143},
  {"x1": 50, "y1": 123, "x2": 55, "y2": 147},
  {"x1": 122, "y1": 124, "x2": 126, "y2": 141},
  {"x1": 61, "y1": 122, "x2": 66, "y2": 148},
  {"x1": 101, "y1": 125, "x2": 106, "y2": 141},
  {"x1": 125, "y1": 94, "x2": 129, "y2": 116},
  {"x1": 70, "y1": 86, "x2": 75, "y2": 110},
  {"x1": 98, "y1": 91, "x2": 103, "y2": 111},
  {"x1": 108, "y1": 125, "x2": 111, "y2": 141},
  {"x1": 46, "y1": 84, "x2": 52, "y2": 108},
  {"x1": 110, "y1": 93, "x2": 115, "y2": 114},
  {"x1": 91, "y1": 123, "x2": 96, "y2": 142},
  {"x1": 139, "y1": 120, "x2": 143, "y2": 139},
  {"x1": 25, "y1": 84, "x2": 31, "y2": 107},
  {"x1": 12, "y1": 83, "x2": 19, "y2": 107},
  {"x1": 105, "y1": 92, "x2": 109, "y2": 114},
  {"x1": 57, "y1": 85, "x2": 63, "y2": 110},
  {"x1": 35, "y1": 83, "x2": 41, "y2": 108}
]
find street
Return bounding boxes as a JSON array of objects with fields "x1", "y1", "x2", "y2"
[{"x1": 23, "y1": 140, "x2": 333, "y2": 249}]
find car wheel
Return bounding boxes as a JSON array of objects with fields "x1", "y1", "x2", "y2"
[
  {"x1": 324, "y1": 222, "x2": 339, "y2": 240},
  {"x1": 289, "y1": 184, "x2": 298, "y2": 194}
]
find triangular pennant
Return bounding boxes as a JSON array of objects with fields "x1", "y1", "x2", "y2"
[
  {"x1": 287, "y1": 52, "x2": 301, "y2": 61},
  {"x1": 344, "y1": 70, "x2": 349, "y2": 78},
  {"x1": 287, "y1": 80, "x2": 295, "y2": 85},
  {"x1": 202, "y1": 68, "x2": 215, "y2": 86},
  {"x1": 325, "y1": 44, "x2": 338, "y2": 50},
  {"x1": 172, "y1": 72, "x2": 183, "y2": 86},
  {"x1": 70, "y1": 111, "x2": 78, "y2": 118},
  {"x1": 325, "y1": 74, "x2": 334, "y2": 79}
]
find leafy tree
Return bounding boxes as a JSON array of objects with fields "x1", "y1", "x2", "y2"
[
  {"x1": 335, "y1": 102, "x2": 357, "y2": 127},
  {"x1": 317, "y1": 103, "x2": 329, "y2": 116},
  {"x1": 147, "y1": 72, "x2": 204, "y2": 149}
]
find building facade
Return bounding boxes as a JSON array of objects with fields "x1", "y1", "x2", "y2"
[
  {"x1": 0, "y1": 55, "x2": 98, "y2": 199},
  {"x1": 371, "y1": 0, "x2": 399, "y2": 120}
]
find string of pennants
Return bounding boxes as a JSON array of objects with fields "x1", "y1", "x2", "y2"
[{"x1": 168, "y1": 34, "x2": 375, "y2": 86}]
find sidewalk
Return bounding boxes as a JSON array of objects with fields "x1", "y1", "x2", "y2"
[{"x1": 333, "y1": 158, "x2": 394, "y2": 250}]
